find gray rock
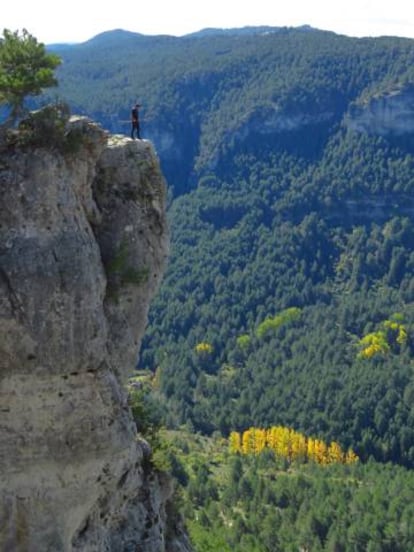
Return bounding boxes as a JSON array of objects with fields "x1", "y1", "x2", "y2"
[
  {"x1": 346, "y1": 83, "x2": 414, "y2": 136},
  {"x1": 0, "y1": 117, "x2": 190, "y2": 551}
]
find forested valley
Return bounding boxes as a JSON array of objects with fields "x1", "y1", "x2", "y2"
[{"x1": 48, "y1": 26, "x2": 414, "y2": 550}]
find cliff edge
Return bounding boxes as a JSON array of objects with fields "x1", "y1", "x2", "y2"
[{"x1": 0, "y1": 115, "x2": 190, "y2": 551}]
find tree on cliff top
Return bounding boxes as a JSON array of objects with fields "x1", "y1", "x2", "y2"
[{"x1": 0, "y1": 28, "x2": 61, "y2": 125}]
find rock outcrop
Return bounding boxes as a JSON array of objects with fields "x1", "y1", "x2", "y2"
[
  {"x1": 346, "y1": 83, "x2": 414, "y2": 136},
  {"x1": 0, "y1": 117, "x2": 190, "y2": 551}
]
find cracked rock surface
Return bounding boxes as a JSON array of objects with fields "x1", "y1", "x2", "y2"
[{"x1": 0, "y1": 118, "x2": 190, "y2": 552}]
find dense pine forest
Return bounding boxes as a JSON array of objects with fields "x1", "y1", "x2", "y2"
[{"x1": 47, "y1": 26, "x2": 414, "y2": 550}]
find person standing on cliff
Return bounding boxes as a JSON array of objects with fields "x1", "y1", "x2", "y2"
[{"x1": 131, "y1": 103, "x2": 141, "y2": 139}]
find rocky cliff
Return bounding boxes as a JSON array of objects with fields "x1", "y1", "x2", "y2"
[
  {"x1": 346, "y1": 83, "x2": 414, "y2": 136},
  {"x1": 0, "y1": 115, "x2": 191, "y2": 551}
]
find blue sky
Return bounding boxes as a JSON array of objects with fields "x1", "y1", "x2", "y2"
[{"x1": 3, "y1": 0, "x2": 414, "y2": 44}]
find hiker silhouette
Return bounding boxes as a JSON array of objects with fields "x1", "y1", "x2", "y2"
[{"x1": 131, "y1": 103, "x2": 141, "y2": 139}]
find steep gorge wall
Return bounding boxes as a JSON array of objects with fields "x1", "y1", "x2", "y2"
[
  {"x1": 346, "y1": 83, "x2": 414, "y2": 136},
  {"x1": 0, "y1": 118, "x2": 190, "y2": 551}
]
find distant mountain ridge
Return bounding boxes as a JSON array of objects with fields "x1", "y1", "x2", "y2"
[{"x1": 47, "y1": 24, "x2": 317, "y2": 47}]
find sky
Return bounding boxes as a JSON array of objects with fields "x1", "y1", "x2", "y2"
[{"x1": 3, "y1": 0, "x2": 414, "y2": 44}]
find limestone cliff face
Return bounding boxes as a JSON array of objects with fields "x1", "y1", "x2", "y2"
[
  {"x1": 346, "y1": 83, "x2": 414, "y2": 136},
  {"x1": 0, "y1": 117, "x2": 191, "y2": 552}
]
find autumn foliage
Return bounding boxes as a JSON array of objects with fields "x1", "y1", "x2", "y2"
[
  {"x1": 229, "y1": 426, "x2": 358, "y2": 465},
  {"x1": 194, "y1": 342, "x2": 214, "y2": 355},
  {"x1": 357, "y1": 315, "x2": 408, "y2": 359}
]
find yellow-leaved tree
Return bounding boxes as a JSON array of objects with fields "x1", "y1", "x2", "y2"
[
  {"x1": 357, "y1": 313, "x2": 408, "y2": 359},
  {"x1": 230, "y1": 425, "x2": 358, "y2": 465},
  {"x1": 194, "y1": 342, "x2": 213, "y2": 355},
  {"x1": 256, "y1": 307, "x2": 301, "y2": 339}
]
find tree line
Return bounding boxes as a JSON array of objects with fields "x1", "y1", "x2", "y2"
[{"x1": 229, "y1": 426, "x2": 359, "y2": 465}]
